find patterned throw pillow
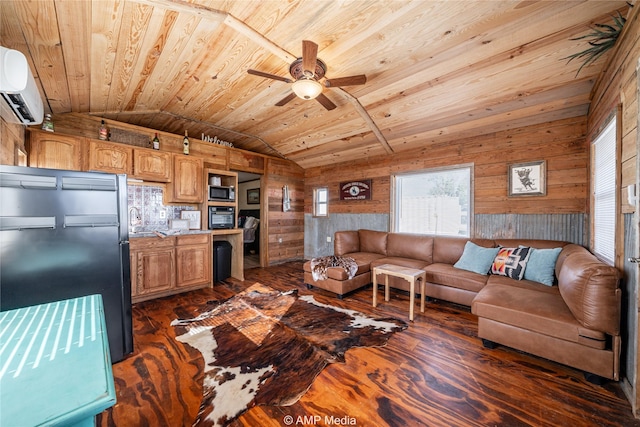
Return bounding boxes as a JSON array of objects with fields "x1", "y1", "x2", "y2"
[{"x1": 490, "y1": 247, "x2": 532, "y2": 280}]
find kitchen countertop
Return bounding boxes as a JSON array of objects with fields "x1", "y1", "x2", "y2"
[{"x1": 129, "y1": 229, "x2": 212, "y2": 238}]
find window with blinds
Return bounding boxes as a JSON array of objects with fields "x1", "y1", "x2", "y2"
[{"x1": 592, "y1": 117, "x2": 617, "y2": 265}]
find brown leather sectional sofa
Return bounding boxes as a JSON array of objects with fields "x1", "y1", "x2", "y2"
[{"x1": 302, "y1": 229, "x2": 621, "y2": 381}]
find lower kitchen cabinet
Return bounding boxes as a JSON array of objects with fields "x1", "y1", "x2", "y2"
[
  {"x1": 176, "y1": 234, "x2": 212, "y2": 288},
  {"x1": 130, "y1": 233, "x2": 212, "y2": 303}
]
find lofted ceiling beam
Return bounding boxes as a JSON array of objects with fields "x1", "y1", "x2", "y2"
[{"x1": 130, "y1": 0, "x2": 389, "y2": 157}]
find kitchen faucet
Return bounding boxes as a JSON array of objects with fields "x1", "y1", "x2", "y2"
[{"x1": 129, "y1": 206, "x2": 141, "y2": 231}]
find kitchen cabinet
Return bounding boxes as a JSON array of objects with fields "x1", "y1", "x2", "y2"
[
  {"x1": 87, "y1": 140, "x2": 132, "y2": 174},
  {"x1": 167, "y1": 155, "x2": 203, "y2": 203},
  {"x1": 130, "y1": 237, "x2": 175, "y2": 300},
  {"x1": 130, "y1": 233, "x2": 212, "y2": 303},
  {"x1": 132, "y1": 149, "x2": 172, "y2": 182},
  {"x1": 175, "y1": 234, "x2": 212, "y2": 288},
  {"x1": 28, "y1": 130, "x2": 84, "y2": 171}
]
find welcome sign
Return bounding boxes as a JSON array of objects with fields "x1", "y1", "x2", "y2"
[{"x1": 339, "y1": 179, "x2": 371, "y2": 200}]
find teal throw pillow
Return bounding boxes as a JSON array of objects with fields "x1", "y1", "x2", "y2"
[
  {"x1": 523, "y1": 247, "x2": 562, "y2": 286},
  {"x1": 454, "y1": 241, "x2": 500, "y2": 275}
]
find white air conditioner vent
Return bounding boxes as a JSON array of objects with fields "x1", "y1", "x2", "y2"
[{"x1": 0, "y1": 46, "x2": 44, "y2": 125}]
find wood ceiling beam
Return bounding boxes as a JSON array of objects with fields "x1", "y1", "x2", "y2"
[
  {"x1": 129, "y1": 0, "x2": 389, "y2": 157},
  {"x1": 338, "y1": 89, "x2": 393, "y2": 154}
]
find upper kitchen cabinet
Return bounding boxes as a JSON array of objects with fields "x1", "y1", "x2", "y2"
[
  {"x1": 132, "y1": 148, "x2": 172, "y2": 182},
  {"x1": 87, "y1": 140, "x2": 132, "y2": 175},
  {"x1": 27, "y1": 129, "x2": 84, "y2": 171},
  {"x1": 167, "y1": 154, "x2": 203, "y2": 203}
]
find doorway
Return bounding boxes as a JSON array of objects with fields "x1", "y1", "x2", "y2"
[{"x1": 236, "y1": 171, "x2": 262, "y2": 269}]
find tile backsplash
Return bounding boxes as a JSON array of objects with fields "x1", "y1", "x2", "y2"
[{"x1": 127, "y1": 184, "x2": 197, "y2": 230}]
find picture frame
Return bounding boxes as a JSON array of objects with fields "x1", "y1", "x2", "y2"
[
  {"x1": 247, "y1": 188, "x2": 260, "y2": 204},
  {"x1": 339, "y1": 179, "x2": 372, "y2": 201},
  {"x1": 508, "y1": 160, "x2": 546, "y2": 197},
  {"x1": 180, "y1": 210, "x2": 201, "y2": 229}
]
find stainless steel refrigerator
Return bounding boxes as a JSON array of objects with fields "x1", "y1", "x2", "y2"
[{"x1": 0, "y1": 165, "x2": 133, "y2": 363}]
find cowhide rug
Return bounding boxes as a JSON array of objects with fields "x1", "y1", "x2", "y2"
[{"x1": 171, "y1": 282, "x2": 407, "y2": 427}]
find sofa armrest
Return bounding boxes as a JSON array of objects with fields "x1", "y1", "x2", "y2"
[
  {"x1": 334, "y1": 230, "x2": 360, "y2": 256},
  {"x1": 557, "y1": 244, "x2": 621, "y2": 336}
]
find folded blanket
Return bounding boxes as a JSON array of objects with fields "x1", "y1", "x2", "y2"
[{"x1": 310, "y1": 255, "x2": 358, "y2": 281}]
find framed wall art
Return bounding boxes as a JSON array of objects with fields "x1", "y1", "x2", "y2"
[
  {"x1": 508, "y1": 160, "x2": 546, "y2": 197},
  {"x1": 339, "y1": 179, "x2": 372, "y2": 201},
  {"x1": 247, "y1": 188, "x2": 260, "y2": 204}
]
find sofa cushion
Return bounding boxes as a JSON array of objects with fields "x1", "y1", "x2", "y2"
[
  {"x1": 386, "y1": 233, "x2": 434, "y2": 263},
  {"x1": 490, "y1": 247, "x2": 531, "y2": 280},
  {"x1": 523, "y1": 247, "x2": 562, "y2": 285},
  {"x1": 334, "y1": 230, "x2": 360, "y2": 256},
  {"x1": 472, "y1": 281, "x2": 606, "y2": 349},
  {"x1": 424, "y1": 263, "x2": 489, "y2": 293},
  {"x1": 347, "y1": 252, "x2": 386, "y2": 272},
  {"x1": 359, "y1": 229, "x2": 388, "y2": 255},
  {"x1": 371, "y1": 257, "x2": 429, "y2": 271},
  {"x1": 454, "y1": 241, "x2": 500, "y2": 275}
]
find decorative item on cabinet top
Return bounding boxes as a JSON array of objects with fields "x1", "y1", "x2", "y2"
[{"x1": 180, "y1": 210, "x2": 201, "y2": 230}]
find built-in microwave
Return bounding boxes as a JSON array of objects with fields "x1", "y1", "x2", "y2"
[
  {"x1": 208, "y1": 206, "x2": 235, "y2": 229},
  {"x1": 208, "y1": 185, "x2": 235, "y2": 202}
]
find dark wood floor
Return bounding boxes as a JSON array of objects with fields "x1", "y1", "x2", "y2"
[
  {"x1": 98, "y1": 262, "x2": 640, "y2": 427},
  {"x1": 243, "y1": 253, "x2": 260, "y2": 269}
]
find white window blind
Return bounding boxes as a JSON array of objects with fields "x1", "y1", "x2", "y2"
[{"x1": 592, "y1": 118, "x2": 616, "y2": 264}]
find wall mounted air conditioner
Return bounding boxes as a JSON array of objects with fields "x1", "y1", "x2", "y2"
[{"x1": 0, "y1": 46, "x2": 44, "y2": 125}]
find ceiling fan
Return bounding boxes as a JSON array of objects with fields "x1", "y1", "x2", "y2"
[{"x1": 247, "y1": 40, "x2": 366, "y2": 111}]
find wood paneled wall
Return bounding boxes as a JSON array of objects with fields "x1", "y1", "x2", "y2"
[
  {"x1": 587, "y1": 4, "x2": 639, "y2": 416},
  {"x1": 589, "y1": 6, "x2": 639, "y2": 220},
  {"x1": 0, "y1": 118, "x2": 26, "y2": 165},
  {"x1": 305, "y1": 116, "x2": 589, "y2": 217},
  {"x1": 265, "y1": 157, "x2": 305, "y2": 265}
]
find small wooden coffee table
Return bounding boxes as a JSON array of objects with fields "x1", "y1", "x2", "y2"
[{"x1": 372, "y1": 264, "x2": 426, "y2": 321}]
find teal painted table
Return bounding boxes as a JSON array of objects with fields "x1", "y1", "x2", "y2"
[{"x1": 0, "y1": 294, "x2": 116, "y2": 426}]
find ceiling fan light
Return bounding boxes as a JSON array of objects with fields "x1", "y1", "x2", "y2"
[{"x1": 291, "y1": 79, "x2": 323, "y2": 100}]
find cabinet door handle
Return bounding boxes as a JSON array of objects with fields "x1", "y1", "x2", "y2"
[{"x1": 629, "y1": 257, "x2": 640, "y2": 263}]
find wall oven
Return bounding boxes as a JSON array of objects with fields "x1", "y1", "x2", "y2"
[{"x1": 208, "y1": 206, "x2": 235, "y2": 229}]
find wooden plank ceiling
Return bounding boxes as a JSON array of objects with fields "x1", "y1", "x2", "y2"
[{"x1": 0, "y1": 0, "x2": 632, "y2": 168}]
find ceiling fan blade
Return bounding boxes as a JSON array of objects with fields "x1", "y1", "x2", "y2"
[
  {"x1": 324, "y1": 74, "x2": 367, "y2": 87},
  {"x1": 315, "y1": 93, "x2": 337, "y2": 110},
  {"x1": 302, "y1": 40, "x2": 318, "y2": 75},
  {"x1": 248, "y1": 69, "x2": 292, "y2": 83},
  {"x1": 275, "y1": 92, "x2": 297, "y2": 106}
]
